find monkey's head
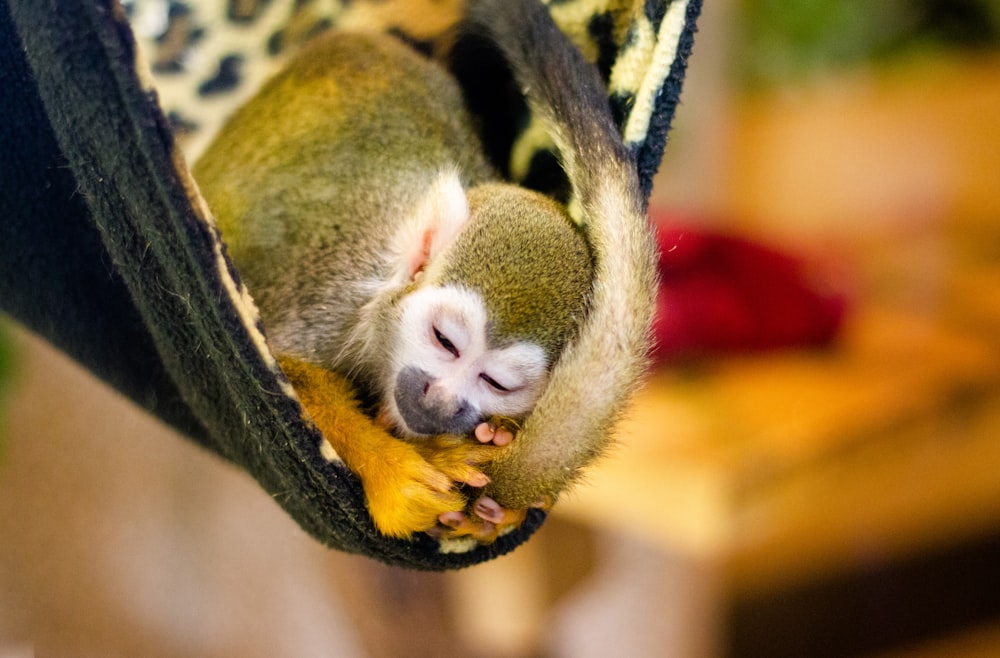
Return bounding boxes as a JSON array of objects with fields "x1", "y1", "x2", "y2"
[{"x1": 380, "y1": 179, "x2": 593, "y2": 438}]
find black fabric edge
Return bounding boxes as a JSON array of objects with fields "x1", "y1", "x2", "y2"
[{"x1": 636, "y1": 0, "x2": 703, "y2": 201}]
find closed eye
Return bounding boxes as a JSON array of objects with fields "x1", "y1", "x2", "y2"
[
  {"x1": 480, "y1": 373, "x2": 510, "y2": 392},
  {"x1": 433, "y1": 327, "x2": 460, "y2": 358}
]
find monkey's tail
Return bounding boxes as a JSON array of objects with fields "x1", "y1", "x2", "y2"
[
  {"x1": 463, "y1": 0, "x2": 659, "y2": 506},
  {"x1": 463, "y1": 0, "x2": 640, "y2": 212}
]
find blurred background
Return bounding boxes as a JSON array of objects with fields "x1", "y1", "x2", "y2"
[{"x1": 3, "y1": 0, "x2": 1000, "y2": 655}]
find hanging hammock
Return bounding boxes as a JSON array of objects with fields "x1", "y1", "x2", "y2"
[{"x1": 0, "y1": 0, "x2": 701, "y2": 570}]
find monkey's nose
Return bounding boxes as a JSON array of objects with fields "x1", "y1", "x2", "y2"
[
  {"x1": 422, "y1": 383, "x2": 478, "y2": 433},
  {"x1": 394, "y1": 366, "x2": 479, "y2": 435}
]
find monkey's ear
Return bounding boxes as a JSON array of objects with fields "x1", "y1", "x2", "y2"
[{"x1": 401, "y1": 170, "x2": 470, "y2": 281}]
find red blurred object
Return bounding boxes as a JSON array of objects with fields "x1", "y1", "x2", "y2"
[{"x1": 651, "y1": 216, "x2": 850, "y2": 363}]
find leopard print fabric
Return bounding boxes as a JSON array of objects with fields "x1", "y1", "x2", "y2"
[{"x1": 125, "y1": 0, "x2": 695, "y2": 192}]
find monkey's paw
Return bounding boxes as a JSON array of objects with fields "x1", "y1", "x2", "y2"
[
  {"x1": 424, "y1": 417, "x2": 540, "y2": 544},
  {"x1": 431, "y1": 495, "x2": 553, "y2": 544},
  {"x1": 364, "y1": 435, "x2": 497, "y2": 539}
]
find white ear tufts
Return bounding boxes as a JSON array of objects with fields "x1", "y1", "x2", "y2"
[
  {"x1": 396, "y1": 169, "x2": 470, "y2": 282},
  {"x1": 420, "y1": 169, "x2": 469, "y2": 261}
]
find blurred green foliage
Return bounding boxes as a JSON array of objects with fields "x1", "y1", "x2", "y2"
[
  {"x1": 736, "y1": 0, "x2": 1000, "y2": 86},
  {"x1": 0, "y1": 324, "x2": 12, "y2": 459}
]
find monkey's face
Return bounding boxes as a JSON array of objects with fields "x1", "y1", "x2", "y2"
[{"x1": 381, "y1": 285, "x2": 549, "y2": 438}]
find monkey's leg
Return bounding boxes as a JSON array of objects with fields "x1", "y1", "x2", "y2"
[{"x1": 279, "y1": 356, "x2": 497, "y2": 539}]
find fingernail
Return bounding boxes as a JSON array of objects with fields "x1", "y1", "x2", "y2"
[{"x1": 474, "y1": 497, "x2": 502, "y2": 523}]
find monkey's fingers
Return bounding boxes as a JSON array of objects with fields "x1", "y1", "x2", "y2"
[
  {"x1": 435, "y1": 510, "x2": 503, "y2": 543},
  {"x1": 363, "y1": 455, "x2": 470, "y2": 538},
  {"x1": 472, "y1": 496, "x2": 528, "y2": 527},
  {"x1": 476, "y1": 416, "x2": 521, "y2": 446},
  {"x1": 433, "y1": 495, "x2": 544, "y2": 543},
  {"x1": 415, "y1": 435, "x2": 499, "y2": 487},
  {"x1": 474, "y1": 422, "x2": 515, "y2": 446},
  {"x1": 359, "y1": 437, "x2": 480, "y2": 538}
]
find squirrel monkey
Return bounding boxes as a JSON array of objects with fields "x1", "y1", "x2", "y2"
[
  {"x1": 194, "y1": 18, "x2": 592, "y2": 540},
  {"x1": 194, "y1": 0, "x2": 654, "y2": 543}
]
